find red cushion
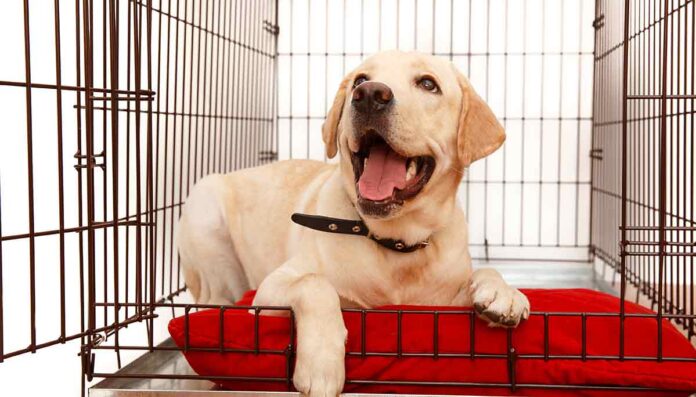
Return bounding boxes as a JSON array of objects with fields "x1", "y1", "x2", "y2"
[{"x1": 169, "y1": 289, "x2": 696, "y2": 396}]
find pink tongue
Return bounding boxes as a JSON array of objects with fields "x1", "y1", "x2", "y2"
[{"x1": 358, "y1": 144, "x2": 408, "y2": 201}]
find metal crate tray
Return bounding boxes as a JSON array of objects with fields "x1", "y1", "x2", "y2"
[{"x1": 91, "y1": 341, "x2": 496, "y2": 397}]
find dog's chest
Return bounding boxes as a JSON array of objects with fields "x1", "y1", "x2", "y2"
[{"x1": 332, "y1": 254, "x2": 468, "y2": 307}]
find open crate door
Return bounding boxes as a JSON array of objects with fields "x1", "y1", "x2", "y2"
[
  {"x1": 591, "y1": 0, "x2": 695, "y2": 339},
  {"x1": 0, "y1": 0, "x2": 279, "y2": 377}
]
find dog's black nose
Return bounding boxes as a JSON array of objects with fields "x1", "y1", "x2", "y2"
[{"x1": 352, "y1": 81, "x2": 393, "y2": 113}]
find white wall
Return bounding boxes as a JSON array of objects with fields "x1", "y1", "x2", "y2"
[{"x1": 275, "y1": 0, "x2": 596, "y2": 261}]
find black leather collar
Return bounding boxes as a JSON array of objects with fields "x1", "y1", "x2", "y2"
[{"x1": 291, "y1": 213, "x2": 430, "y2": 253}]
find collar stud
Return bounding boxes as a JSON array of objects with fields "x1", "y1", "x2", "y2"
[{"x1": 291, "y1": 213, "x2": 430, "y2": 254}]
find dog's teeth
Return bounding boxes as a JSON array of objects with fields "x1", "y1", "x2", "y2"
[
  {"x1": 406, "y1": 159, "x2": 417, "y2": 181},
  {"x1": 364, "y1": 157, "x2": 368, "y2": 168}
]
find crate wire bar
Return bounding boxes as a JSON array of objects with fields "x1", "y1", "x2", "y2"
[{"x1": 0, "y1": 0, "x2": 693, "y2": 395}]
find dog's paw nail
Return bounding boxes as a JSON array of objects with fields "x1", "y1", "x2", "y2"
[
  {"x1": 474, "y1": 302, "x2": 487, "y2": 314},
  {"x1": 502, "y1": 316, "x2": 518, "y2": 327},
  {"x1": 482, "y1": 309, "x2": 501, "y2": 323}
]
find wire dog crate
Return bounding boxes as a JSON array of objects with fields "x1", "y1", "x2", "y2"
[{"x1": 0, "y1": 0, "x2": 694, "y2": 396}]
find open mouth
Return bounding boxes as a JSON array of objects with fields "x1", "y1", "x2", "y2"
[{"x1": 350, "y1": 132, "x2": 435, "y2": 211}]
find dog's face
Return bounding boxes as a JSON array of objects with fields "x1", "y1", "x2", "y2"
[{"x1": 323, "y1": 51, "x2": 505, "y2": 219}]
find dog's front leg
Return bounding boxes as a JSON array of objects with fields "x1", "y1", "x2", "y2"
[
  {"x1": 466, "y1": 268, "x2": 530, "y2": 327},
  {"x1": 254, "y1": 265, "x2": 347, "y2": 397}
]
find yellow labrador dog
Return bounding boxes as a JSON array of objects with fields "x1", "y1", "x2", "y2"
[{"x1": 177, "y1": 50, "x2": 529, "y2": 396}]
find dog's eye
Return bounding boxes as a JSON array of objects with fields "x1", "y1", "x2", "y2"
[
  {"x1": 353, "y1": 75, "x2": 369, "y2": 89},
  {"x1": 417, "y1": 77, "x2": 440, "y2": 93}
]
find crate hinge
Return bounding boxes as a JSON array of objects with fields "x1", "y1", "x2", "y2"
[
  {"x1": 590, "y1": 148, "x2": 603, "y2": 161},
  {"x1": 263, "y1": 20, "x2": 280, "y2": 35},
  {"x1": 592, "y1": 14, "x2": 605, "y2": 30},
  {"x1": 259, "y1": 150, "x2": 278, "y2": 162}
]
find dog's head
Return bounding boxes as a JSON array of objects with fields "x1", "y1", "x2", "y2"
[{"x1": 323, "y1": 50, "x2": 504, "y2": 221}]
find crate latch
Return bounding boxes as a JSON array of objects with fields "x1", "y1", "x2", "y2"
[{"x1": 74, "y1": 150, "x2": 106, "y2": 170}]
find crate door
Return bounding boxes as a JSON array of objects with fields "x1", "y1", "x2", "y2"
[
  {"x1": 0, "y1": 0, "x2": 279, "y2": 372},
  {"x1": 591, "y1": 0, "x2": 696, "y2": 338}
]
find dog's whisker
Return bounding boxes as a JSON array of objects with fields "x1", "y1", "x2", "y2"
[{"x1": 447, "y1": 165, "x2": 465, "y2": 176}]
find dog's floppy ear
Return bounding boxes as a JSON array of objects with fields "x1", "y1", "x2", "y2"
[
  {"x1": 454, "y1": 68, "x2": 505, "y2": 167},
  {"x1": 322, "y1": 75, "x2": 352, "y2": 159}
]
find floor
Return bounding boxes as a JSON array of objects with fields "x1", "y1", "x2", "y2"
[{"x1": 476, "y1": 260, "x2": 613, "y2": 291}]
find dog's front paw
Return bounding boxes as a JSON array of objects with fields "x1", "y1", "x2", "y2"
[
  {"x1": 293, "y1": 327, "x2": 346, "y2": 396},
  {"x1": 470, "y1": 275, "x2": 530, "y2": 327}
]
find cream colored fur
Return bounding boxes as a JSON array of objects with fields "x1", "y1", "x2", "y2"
[{"x1": 177, "y1": 51, "x2": 529, "y2": 397}]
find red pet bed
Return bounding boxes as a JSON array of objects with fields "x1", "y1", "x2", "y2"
[{"x1": 169, "y1": 289, "x2": 696, "y2": 396}]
